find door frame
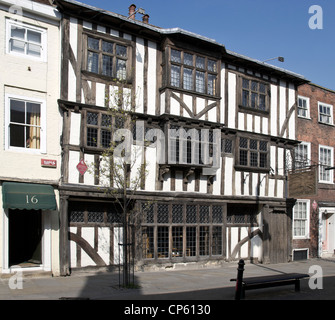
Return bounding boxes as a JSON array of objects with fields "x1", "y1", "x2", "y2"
[{"x1": 2, "y1": 208, "x2": 51, "y2": 273}]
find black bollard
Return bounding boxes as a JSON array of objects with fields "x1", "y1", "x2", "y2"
[{"x1": 235, "y1": 259, "x2": 245, "y2": 300}]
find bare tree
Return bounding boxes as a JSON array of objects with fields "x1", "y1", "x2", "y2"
[{"x1": 91, "y1": 84, "x2": 148, "y2": 286}]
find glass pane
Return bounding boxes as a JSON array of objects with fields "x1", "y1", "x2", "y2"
[
  {"x1": 101, "y1": 129, "x2": 111, "y2": 148},
  {"x1": 27, "y1": 30, "x2": 41, "y2": 44},
  {"x1": 186, "y1": 227, "x2": 196, "y2": 256},
  {"x1": 10, "y1": 100, "x2": 25, "y2": 123},
  {"x1": 250, "y1": 152, "x2": 258, "y2": 167},
  {"x1": 251, "y1": 81, "x2": 258, "y2": 91},
  {"x1": 259, "y1": 83, "x2": 266, "y2": 93},
  {"x1": 199, "y1": 226, "x2": 209, "y2": 256},
  {"x1": 11, "y1": 26, "x2": 25, "y2": 39},
  {"x1": 10, "y1": 124, "x2": 25, "y2": 147},
  {"x1": 116, "y1": 44, "x2": 127, "y2": 57},
  {"x1": 171, "y1": 49, "x2": 181, "y2": 63},
  {"x1": 212, "y1": 226, "x2": 222, "y2": 255},
  {"x1": 259, "y1": 94, "x2": 266, "y2": 110},
  {"x1": 26, "y1": 103, "x2": 41, "y2": 126},
  {"x1": 195, "y1": 71, "x2": 205, "y2": 93},
  {"x1": 142, "y1": 227, "x2": 154, "y2": 259},
  {"x1": 242, "y1": 90, "x2": 249, "y2": 107},
  {"x1": 172, "y1": 227, "x2": 183, "y2": 257},
  {"x1": 116, "y1": 59, "x2": 126, "y2": 80},
  {"x1": 184, "y1": 53, "x2": 193, "y2": 66},
  {"x1": 157, "y1": 227, "x2": 169, "y2": 258},
  {"x1": 87, "y1": 51, "x2": 99, "y2": 73},
  {"x1": 242, "y1": 78, "x2": 249, "y2": 89},
  {"x1": 26, "y1": 125, "x2": 40, "y2": 149},
  {"x1": 87, "y1": 128, "x2": 98, "y2": 147},
  {"x1": 87, "y1": 112, "x2": 98, "y2": 125},
  {"x1": 240, "y1": 150, "x2": 248, "y2": 166},
  {"x1": 10, "y1": 39, "x2": 25, "y2": 54},
  {"x1": 250, "y1": 139, "x2": 257, "y2": 150},
  {"x1": 27, "y1": 43, "x2": 41, "y2": 57},
  {"x1": 102, "y1": 55, "x2": 113, "y2": 76},
  {"x1": 88, "y1": 37, "x2": 99, "y2": 50},
  {"x1": 196, "y1": 56, "x2": 205, "y2": 69},
  {"x1": 101, "y1": 114, "x2": 112, "y2": 127},
  {"x1": 102, "y1": 40, "x2": 113, "y2": 53},
  {"x1": 208, "y1": 59, "x2": 217, "y2": 72},
  {"x1": 171, "y1": 65, "x2": 181, "y2": 87},
  {"x1": 251, "y1": 92, "x2": 258, "y2": 108},
  {"x1": 239, "y1": 137, "x2": 248, "y2": 148},
  {"x1": 208, "y1": 74, "x2": 216, "y2": 95},
  {"x1": 183, "y1": 68, "x2": 193, "y2": 90}
]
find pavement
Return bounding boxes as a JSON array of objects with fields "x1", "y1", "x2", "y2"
[{"x1": 0, "y1": 258, "x2": 335, "y2": 301}]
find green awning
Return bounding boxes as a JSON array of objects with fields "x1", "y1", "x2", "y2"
[{"x1": 2, "y1": 182, "x2": 57, "y2": 210}]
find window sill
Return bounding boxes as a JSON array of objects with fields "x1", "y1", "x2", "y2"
[
  {"x1": 318, "y1": 121, "x2": 335, "y2": 127},
  {"x1": 238, "y1": 105, "x2": 269, "y2": 116},
  {"x1": 234, "y1": 165, "x2": 270, "y2": 174},
  {"x1": 160, "y1": 85, "x2": 220, "y2": 100},
  {"x1": 5, "y1": 147, "x2": 46, "y2": 155}
]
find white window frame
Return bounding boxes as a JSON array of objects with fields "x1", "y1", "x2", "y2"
[
  {"x1": 319, "y1": 145, "x2": 334, "y2": 183},
  {"x1": 5, "y1": 93, "x2": 47, "y2": 154},
  {"x1": 297, "y1": 96, "x2": 310, "y2": 119},
  {"x1": 6, "y1": 19, "x2": 47, "y2": 62},
  {"x1": 295, "y1": 141, "x2": 311, "y2": 169},
  {"x1": 293, "y1": 200, "x2": 310, "y2": 239},
  {"x1": 318, "y1": 102, "x2": 334, "y2": 125}
]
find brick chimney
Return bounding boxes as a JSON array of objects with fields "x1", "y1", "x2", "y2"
[
  {"x1": 128, "y1": 4, "x2": 136, "y2": 20},
  {"x1": 142, "y1": 14, "x2": 149, "y2": 24}
]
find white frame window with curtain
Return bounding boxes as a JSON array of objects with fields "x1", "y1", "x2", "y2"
[
  {"x1": 6, "y1": 19, "x2": 47, "y2": 62},
  {"x1": 5, "y1": 94, "x2": 46, "y2": 154}
]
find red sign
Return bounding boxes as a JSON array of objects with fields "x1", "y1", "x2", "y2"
[
  {"x1": 77, "y1": 159, "x2": 88, "y2": 175},
  {"x1": 41, "y1": 159, "x2": 57, "y2": 168}
]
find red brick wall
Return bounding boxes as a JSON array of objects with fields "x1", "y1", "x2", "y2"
[{"x1": 295, "y1": 83, "x2": 335, "y2": 258}]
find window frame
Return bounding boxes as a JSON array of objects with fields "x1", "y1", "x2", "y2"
[
  {"x1": 318, "y1": 102, "x2": 334, "y2": 125},
  {"x1": 319, "y1": 145, "x2": 334, "y2": 184},
  {"x1": 5, "y1": 93, "x2": 47, "y2": 154},
  {"x1": 294, "y1": 142, "x2": 311, "y2": 169},
  {"x1": 168, "y1": 47, "x2": 219, "y2": 97},
  {"x1": 239, "y1": 76, "x2": 269, "y2": 114},
  {"x1": 83, "y1": 32, "x2": 131, "y2": 81},
  {"x1": 6, "y1": 19, "x2": 47, "y2": 62},
  {"x1": 297, "y1": 96, "x2": 310, "y2": 119},
  {"x1": 293, "y1": 200, "x2": 310, "y2": 239},
  {"x1": 235, "y1": 136, "x2": 270, "y2": 172}
]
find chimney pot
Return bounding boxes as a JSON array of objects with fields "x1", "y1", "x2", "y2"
[
  {"x1": 142, "y1": 14, "x2": 149, "y2": 24},
  {"x1": 128, "y1": 4, "x2": 136, "y2": 20}
]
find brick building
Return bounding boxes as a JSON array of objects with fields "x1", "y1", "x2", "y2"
[{"x1": 293, "y1": 83, "x2": 335, "y2": 259}]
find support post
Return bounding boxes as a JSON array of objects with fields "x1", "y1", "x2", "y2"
[{"x1": 235, "y1": 259, "x2": 245, "y2": 300}]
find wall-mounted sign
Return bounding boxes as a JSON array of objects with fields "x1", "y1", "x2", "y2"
[
  {"x1": 77, "y1": 159, "x2": 88, "y2": 175},
  {"x1": 41, "y1": 159, "x2": 57, "y2": 168}
]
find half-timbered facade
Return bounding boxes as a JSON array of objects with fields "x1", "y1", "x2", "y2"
[{"x1": 54, "y1": 0, "x2": 308, "y2": 274}]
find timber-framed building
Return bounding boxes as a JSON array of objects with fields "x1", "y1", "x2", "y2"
[{"x1": 54, "y1": 0, "x2": 308, "y2": 275}]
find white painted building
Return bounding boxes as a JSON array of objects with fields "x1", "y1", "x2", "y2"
[{"x1": 0, "y1": 0, "x2": 61, "y2": 275}]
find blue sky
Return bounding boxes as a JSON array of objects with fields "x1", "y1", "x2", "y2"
[{"x1": 82, "y1": 0, "x2": 335, "y2": 90}]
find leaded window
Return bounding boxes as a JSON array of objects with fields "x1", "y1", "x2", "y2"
[
  {"x1": 169, "y1": 48, "x2": 218, "y2": 96},
  {"x1": 237, "y1": 137, "x2": 269, "y2": 170},
  {"x1": 86, "y1": 36, "x2": 128, "y2": 80},
  {"x1": 241, "y1": 77, "x2": 268, "y2": 112}
]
